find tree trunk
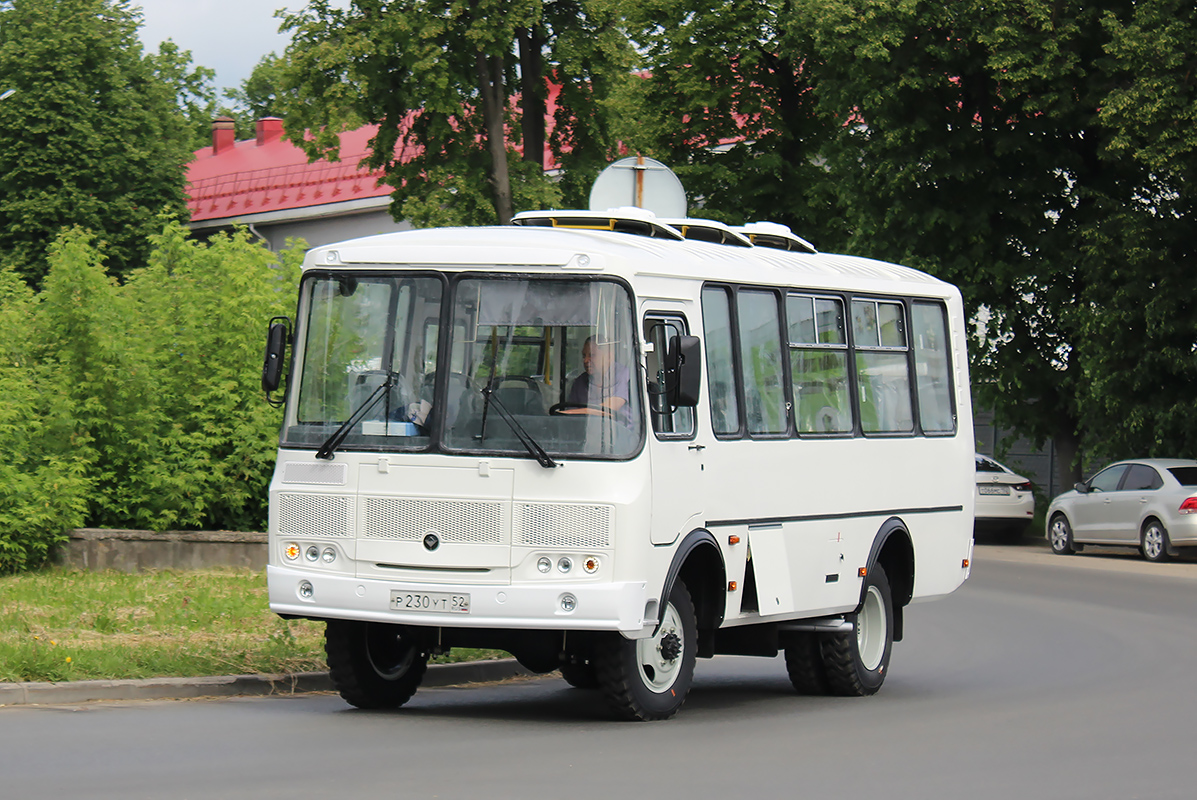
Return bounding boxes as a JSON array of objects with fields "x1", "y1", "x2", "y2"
[
  {"x1": 517, "y1": 27, "x2": 545, "y2": 169},
  {"x1": 475, "y1": 51, "x2": 513, "y2": 224}
]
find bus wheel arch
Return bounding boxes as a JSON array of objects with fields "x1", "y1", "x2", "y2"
[
  {"x1": 662, "y1": 529, "x2": 726, "y2": 656},
  {"x1": 866, "y1": 518, "x2": 914, "y2": 642}
]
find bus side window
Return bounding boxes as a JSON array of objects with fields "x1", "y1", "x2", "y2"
[
  {"x1": 701, "y1": 287, "x2": 740, "y2": 436},
  {"x1": 644, "y1": 316, "x2": 695, "y2": 438},
  {"x1": 737, "y1": 289, "x2": 788, "y2": 435},
  {"x1": 852, "y1": 299, "x2": 914, "y2": 434},
  {"x1": 911, "y1": 301, "x2": 955, "y2": 433},
  {"x1": 787, "y1": 294, "x2": 852, "y2": 434}
]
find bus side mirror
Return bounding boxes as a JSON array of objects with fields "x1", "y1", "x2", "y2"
[
  {"x1": 666, "y1": 334, "x2": 701, "y2": 407},
  {"x1": 262, "y1": 316, "x2": 291, "y2": 406}
]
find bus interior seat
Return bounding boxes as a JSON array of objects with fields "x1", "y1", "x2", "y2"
[{"x1": 490, "y1": 376, "x2": 547, "y2": 415}]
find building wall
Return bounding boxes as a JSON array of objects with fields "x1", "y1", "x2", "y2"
[
  {"x1": 253, "y1": 209, "x2": 411, "y2": 252},
  {"x1": 973, "y1": 403, "x2": 1061, "y2": 502}
]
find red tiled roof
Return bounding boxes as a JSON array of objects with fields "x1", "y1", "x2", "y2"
[
  {"x1": 186, "y1": 83, "x2": 566, "y2": 225},
  {"x1": 186, "y1": 122, "x2": 397, "y2": 223}
]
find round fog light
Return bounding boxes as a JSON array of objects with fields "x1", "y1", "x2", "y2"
[
  {"x1": 557, "y1": 557, "x2": 573, "y2": 573},
  {"x1": 305, "y1": 545, "x2": 319, "y2": 562},
  {"x1": 560, "y1": 594, "x2": 577, "y2": 613},
  {"x1": 298, "y1": 581, "x2": 314, "y2": 599},
  {"x1": 321, "y1": 547, "x2": 336, "y2": 564},
  {"x1": 537, "y1": 557, "x2": 552, "y2": 573}
]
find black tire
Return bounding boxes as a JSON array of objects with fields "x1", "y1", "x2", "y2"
[
  {"x1": 784, "y1": 631, "x2": 829, "y2": 695},
  {"x1": 324, "y1": 620, "x2": 428, "y2": 709},
  {"x1": 595, "y1": 580, "x2": 697, "y2": 721},
  {"x1": 821, "y1": 564, "x2": 893, "y2": 697},
  {"x1": 560, "y1": 661, "x2": 601, "y2": 690},
  {"x1": 1048, "y1": 514, "x2": 1076, "y2": 555},
  {"x1": 1141, "y1": 520, "x2": 1172, "y2": 563}
]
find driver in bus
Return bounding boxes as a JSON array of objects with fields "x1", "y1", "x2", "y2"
[{"x1": 560, "y1": 336, "x2": 631, "y2": 419}]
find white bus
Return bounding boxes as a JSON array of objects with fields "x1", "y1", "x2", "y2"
[{"x1": 261, "y1": 209, "x2": 974, "y2": 721}]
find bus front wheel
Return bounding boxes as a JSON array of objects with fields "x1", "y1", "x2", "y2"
[
  {"x1": 325, "y1": 620, "x2": 429, "y2": 709},
  {"x1": 595, "y1": 580, "x2": 697, "y2": 721},
  {"x1": 821, "y1": 564, "x2": 893, "y2": 697}
]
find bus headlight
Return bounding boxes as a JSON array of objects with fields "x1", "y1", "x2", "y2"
[
  {"x1": 321, "y1": 547, "x2": 337, "y2": 564},
  {"x1": 537, "y1": 557, "x2": 552, "y2": 573},
  {"x1": 557, "y1": 557, "x2": 573, "y2": 574},
  {"x1": 305, "y1": 545, "x2": 320, "y2": 562}
]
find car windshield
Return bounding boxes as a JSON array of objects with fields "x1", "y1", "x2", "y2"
[
  {"x1": 281, "y1": 272, "x2": 643, "y2": 460},
  {"x1": 1168, "y1": 467, "x2": 1197, "y2": 486}
]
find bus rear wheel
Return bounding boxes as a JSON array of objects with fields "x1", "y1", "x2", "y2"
[
  {"x1": 820, "y1": 564, "x2": 893, "y2": 697},
  {"x1": 325, "y1": 620, "x2": 429, "y2": 709},
  {"x1": 784, "y1": 632, "x2": 830, "y2": 694},
  {"x1": 595, "y1": 580, "x2": 697, "y2": 721}
]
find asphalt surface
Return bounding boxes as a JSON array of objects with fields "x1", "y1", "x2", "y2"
[{"x1": 5, "y1": 534, "x2": 1186, "y2": 708}]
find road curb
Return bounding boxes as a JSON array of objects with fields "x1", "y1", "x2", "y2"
[{"x1": 0, "y1": 659, "x2": 535, "y2": 707}]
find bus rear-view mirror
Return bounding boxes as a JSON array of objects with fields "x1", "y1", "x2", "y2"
[
  {"x1": 667, "y1": 334, "x2": 701, "y2": 407},
  {"x1": 262, "y1": 317, "x2": 291, "y2": 404}
]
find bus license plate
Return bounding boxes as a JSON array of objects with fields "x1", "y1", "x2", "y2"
[
  {"x1": 390, "y1": 591, "x2": 471, "y2": 614},
  {"x1": 979, "y1": 485, "x2": 1010, "y2": 495}
]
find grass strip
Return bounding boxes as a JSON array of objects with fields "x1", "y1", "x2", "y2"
[{"x1": 0, "y1": 567, "x2": 503, "y2": 683}]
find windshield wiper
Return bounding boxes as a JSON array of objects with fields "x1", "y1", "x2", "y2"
[
  {"x1": 315, "y1": 372, "x2": 396, "y2": 460},
  {"x1": 479, "y1": 384, "x2": 558, "y2": 469}
]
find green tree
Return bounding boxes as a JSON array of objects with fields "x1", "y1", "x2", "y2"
[
  {"x1": 222, "y1": 53, "x2": 287, "y2": 140},
  {"x1": 0, "y1": 266, "x2": 90, "y2": 572},
  {"x1": 620, "y1": 0, "x2": 850, "y2": 245},
  {"x1": 277, "y1": 0, "x2": 633, "y2": 226},
  {"x1": 782, "y1": 0, "x2": 1197, "y2": 486},
  {"x1": 1071, "y1": 1, "x2": 1197, "y2": 463},
  {"x1": 146, "y1": 38, "x2": 219, "y2": 150},
  {"x1": 123, "y1": 223, "x2": 304, "y2": 531},
  {"x1": 0, "y1": 0, "x2": 194, "y2": 286}
]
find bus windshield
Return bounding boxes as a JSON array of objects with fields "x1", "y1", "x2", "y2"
[{"x1": 282, "y1": 273, "x2": 642, "y2": 459}]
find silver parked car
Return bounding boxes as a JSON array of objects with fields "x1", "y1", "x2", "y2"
[{"x1": 1046, "y1": 458, "x2": 1197, "y2": 562}]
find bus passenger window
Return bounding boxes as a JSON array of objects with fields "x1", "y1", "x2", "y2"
[
  {"x1": 787, "y1": 295, "x2": 852, "y2": 434},
  {"x1": 701, "y1": 287, "x2": 740, "y2": 436},
  {"x1": 737, "y1": 290, "x2": 787, "y2": 435},
  {"x1": 911, "y1": 302, "x2": 955, "y2": 433},
  {"x1": 643, "y1": 317, "x2": 695, "y2": 437},
  {"x1": 852, "y1": 299, "x2": 913, "y2": 434}
]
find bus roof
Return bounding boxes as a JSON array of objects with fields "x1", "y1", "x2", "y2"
[{"x1": 302, "y1": 218, "x2": 954, "y2": 298}]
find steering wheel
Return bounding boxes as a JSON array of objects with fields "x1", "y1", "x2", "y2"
[{"x1": 549, "y1": 402, "x2": 614, "y2": 418}]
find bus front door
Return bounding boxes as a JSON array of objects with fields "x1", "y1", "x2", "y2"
[{"x1": 645, "y1": 314, "x2": 705, "y2": 545}]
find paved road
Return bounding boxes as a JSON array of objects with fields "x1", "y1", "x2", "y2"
[{"x1": 3, "y1": 542, "x2": 1196, "y2": 800}]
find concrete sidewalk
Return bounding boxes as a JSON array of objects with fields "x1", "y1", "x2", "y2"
[{"x1": 0, "y1": 658, "x2": 535, "y2": 707}]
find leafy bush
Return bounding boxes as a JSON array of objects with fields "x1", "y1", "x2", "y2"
[{"x1": 0, "y1": 222, "x2": 303, "y2": 572}]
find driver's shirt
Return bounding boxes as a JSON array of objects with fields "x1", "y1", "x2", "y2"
[{"x1": 567, "y1": 362, "x2": 632, "y2": 422}]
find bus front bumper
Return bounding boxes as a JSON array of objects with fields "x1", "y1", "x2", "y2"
[{"x1": 268, "y1": 564, "x2": 652, "y2": 634}]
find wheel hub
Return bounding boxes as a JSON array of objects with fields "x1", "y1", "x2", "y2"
[{"x1": 659, "y1": 630, "x2": 682, "y2": 661}]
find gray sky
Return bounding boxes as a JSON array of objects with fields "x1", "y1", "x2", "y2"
[{"x1": 134, "y1": 1, "x2": 307, "y2": 94}]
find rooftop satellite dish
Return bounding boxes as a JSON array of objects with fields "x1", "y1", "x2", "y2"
[{"x1": 589, "y1": 156, "x2": 687, "y2": 218}]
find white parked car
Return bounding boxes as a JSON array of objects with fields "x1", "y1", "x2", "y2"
[
  {"x1": 974, "y1": 454, "x2": 1035, "y2": 536},
  {"x1": 1046, "y1": 458, "x2": 1197, "y2": 562}
]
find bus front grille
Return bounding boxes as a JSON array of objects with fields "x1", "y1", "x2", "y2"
[
  {"x1": 513, "y1": 502, "x2": 613, "y2": 549},
  {"x1": 361, "y1": 497, "x2": 507, "y2": 544},
  {"x1": 277, "y1": 492, "x2": 353, "y2": 538}
]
